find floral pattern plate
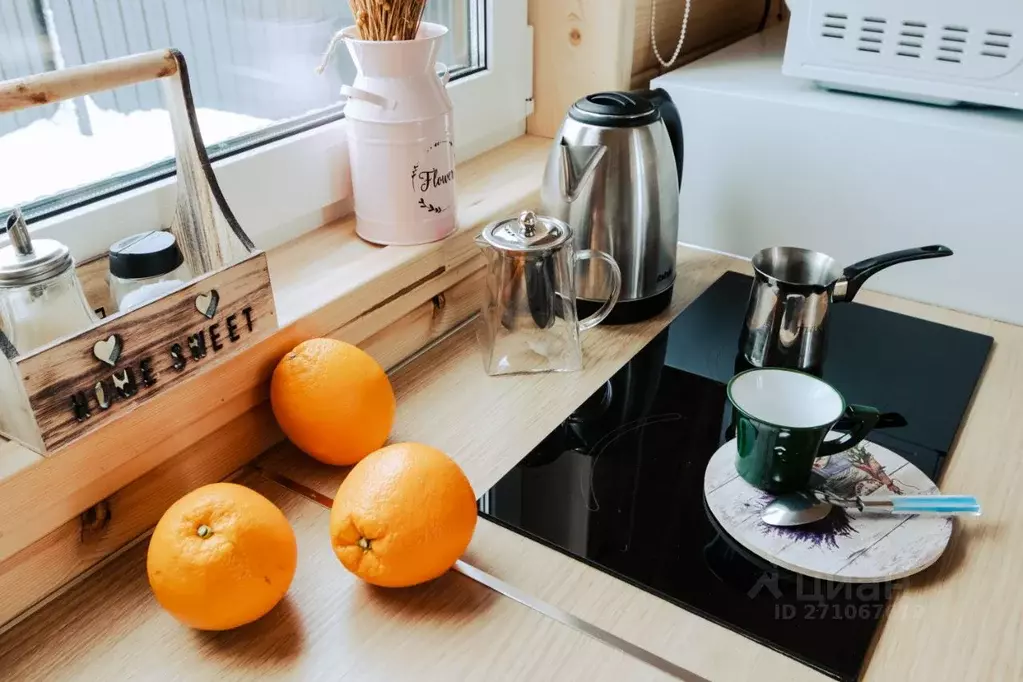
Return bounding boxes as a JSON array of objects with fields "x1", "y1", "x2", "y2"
[{"x1": 704, "y1": 437, "x2": 952, "y2": 583}]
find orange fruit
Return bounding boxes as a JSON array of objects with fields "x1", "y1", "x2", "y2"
[
  {"x1": 146, "y1": 483, "x2": 297, "y2": 631},
  {"x1": 330, "y1": 443, "x2": 477, "y2": 587},
  {"x1": 271, "y1": 338, "x2": 396, "y2": 466}
]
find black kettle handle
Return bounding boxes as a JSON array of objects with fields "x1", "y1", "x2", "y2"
[
  {"x1": 638, "y1": 88, "x2": 684, "y2": 189},
  {"x1": 836, "y1": 245, "x2": 953, "y2": 302}
]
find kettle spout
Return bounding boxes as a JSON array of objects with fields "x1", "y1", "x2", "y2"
[{"x1": 558, "y1": 140, "x2": 606, "y2": 202}]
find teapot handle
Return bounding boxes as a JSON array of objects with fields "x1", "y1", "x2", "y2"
[
  {"x1": 575, "y1": 250, "x2": 622, "y2": 332},
  {"x1": 436, "y1": 62, "x2": 450, "y2": 85}
]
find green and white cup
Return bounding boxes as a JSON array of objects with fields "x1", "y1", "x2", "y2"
[{"x1": 727, "y1": 368, "x2": 881, "y2": 494}]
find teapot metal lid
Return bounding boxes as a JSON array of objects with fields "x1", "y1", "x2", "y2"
[
  {"x1": 479, "y1": 211, "x2": 572, "y2": 253},
  {"x1": 0, "y1": 209, "x2": 73, "y2": 287}
]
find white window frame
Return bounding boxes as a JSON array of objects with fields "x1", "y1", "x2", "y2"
[{"x1": 10, "y1": 0, "x2": 531, "y2": 261}]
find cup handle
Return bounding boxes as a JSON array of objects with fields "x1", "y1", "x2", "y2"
[
  {"x1": 436, "y1": 62, "x2": 451, "y2": 85},
  {"x1": 340, "y1": 85, "x2": 396, "y2": 110},
  {"x1": 818, "y1": 404, "x2": 880, "y2": 457},
  {"x1": 573, "y1": 250, "x2": 621, "y2": 332}
]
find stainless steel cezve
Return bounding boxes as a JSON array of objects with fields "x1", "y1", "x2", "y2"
[
  {"x1": 540, "y1": 89, "x2": 684, "y2": 324},
  {"x1": 741, "y1": 245, "x2": 954, "y2": 372}
]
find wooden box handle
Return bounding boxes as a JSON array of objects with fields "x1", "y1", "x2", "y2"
[
  {"x1": 0, "y1": 49, "x2": 255, "y2": 275},
  {"x1": 0, "y1": 50, "x2": 179, "y2": 115}
]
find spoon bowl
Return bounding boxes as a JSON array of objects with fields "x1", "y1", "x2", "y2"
[{"x1": 761, "y1": 492, "x2": 833, "y2": 527}]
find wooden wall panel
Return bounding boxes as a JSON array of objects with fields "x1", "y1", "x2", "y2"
[
  {"x1": 526, "y1": 0, "x2": 637, "y2": 138},
  {"x1": 632, "y1": 0, "x2": 782, "y2": 88},
  {"x1": 526, "y1": 0, "x2": 785, "y2": 139}
]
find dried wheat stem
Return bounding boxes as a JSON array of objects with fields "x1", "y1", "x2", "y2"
[{"x1": 347, "y1": 0, "x2": 427, "y2": 41}]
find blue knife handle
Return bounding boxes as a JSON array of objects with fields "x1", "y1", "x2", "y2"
[{"x1": 889, "y1": 495, "x2": 981, "y2": 515}]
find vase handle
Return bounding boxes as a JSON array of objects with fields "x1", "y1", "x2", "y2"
[
  {"x1": 340, "y1": 85, "x2": 395, "y2": 110},
  {"x1": 436, "y1": 62, "x2": 450, "y2": 85}
]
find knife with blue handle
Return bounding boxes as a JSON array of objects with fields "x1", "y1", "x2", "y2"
[{"x1": 824, "y1": 494, "x2": 981, "y2": 516}]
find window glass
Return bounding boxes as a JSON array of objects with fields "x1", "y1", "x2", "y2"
[{"x1": 0, "y1": 0, "x2": 478, "y2": 217}]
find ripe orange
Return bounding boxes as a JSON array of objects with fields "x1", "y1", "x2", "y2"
[
  {"x1": 330, "y1": 443, "x2": 477, "y2": 587},
  {"x1": 271, "y1": 338, "x2": 396, "y2": 466},
  {"x1": 146, "y1": 483, "x2": 297, "y2": 631}
]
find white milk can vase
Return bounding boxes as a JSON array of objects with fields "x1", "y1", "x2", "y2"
[{"x1": 339, "y1": 22, "x2": 457, "y2": 245}]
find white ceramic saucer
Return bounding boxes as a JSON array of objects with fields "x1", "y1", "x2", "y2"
[{"x1": 703, "y1": 437, "x2": 952, "y2": 583}]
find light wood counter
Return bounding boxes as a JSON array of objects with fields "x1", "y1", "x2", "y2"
[{"x1": 1, "y1": 247, "x2": 1020, "y2": 681}]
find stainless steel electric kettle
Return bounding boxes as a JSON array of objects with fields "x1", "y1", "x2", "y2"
[{"x1": 540, "y1": 88, "x2": 684, "y2": 324}]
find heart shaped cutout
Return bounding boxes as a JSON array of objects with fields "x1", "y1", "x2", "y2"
[
  {"x1": 93, "y1": 334, "x2": 122, "y2": 367},
  {"x1": 195, "y1": 290, "x2": 220, "y2": 319}
]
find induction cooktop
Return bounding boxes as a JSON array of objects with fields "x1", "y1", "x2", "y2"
[{"x1": 477, "y1": 272, "x2": 992, "y2": 681}]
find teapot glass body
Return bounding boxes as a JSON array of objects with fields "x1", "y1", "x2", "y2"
[{"x1": 475, "y1": 211, "x2": 621, "y2": 375}]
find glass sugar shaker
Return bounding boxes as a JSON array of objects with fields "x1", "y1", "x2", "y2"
[{"x1": 0, "y1": 209, "x2": 97, "y2": 354}]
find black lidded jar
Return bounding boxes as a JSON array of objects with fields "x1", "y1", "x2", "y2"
[{"x1": 108, "y1": 231, "x2": 192, "y2": 312}]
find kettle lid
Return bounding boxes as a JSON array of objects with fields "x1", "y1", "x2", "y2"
[
  {"x1": 479, "y1": 211, "x2": 572, "y2": 253},
  {"x1": 569, "y1": 92, "x2": 659, "y2": 128}
]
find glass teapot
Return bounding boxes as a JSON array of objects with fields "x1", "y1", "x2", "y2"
[{"x1": 475, "y1": 211, "x2": 621, "y2": 375}]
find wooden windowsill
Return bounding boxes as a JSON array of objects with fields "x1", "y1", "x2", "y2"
[
  {"x1": 0, "y1": 134, "x2": 551, "y2": 627},
  {"x1": 268, "y1": 134, "x2": 549, "y2": 327}
]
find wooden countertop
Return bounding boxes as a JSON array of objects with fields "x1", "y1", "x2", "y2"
[{"x1": 1, "y1": 247, "x2": 1020, "y2": 681}]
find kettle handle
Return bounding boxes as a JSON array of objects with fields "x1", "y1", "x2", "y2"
[
  {"x1": 575, "y1": 250, "x2": 622, "y2": 332},
  {"x1": 639, "y1": 88, "x2": 684, "y2": 190}
]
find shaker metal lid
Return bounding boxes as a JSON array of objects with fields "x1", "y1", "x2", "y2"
[
  {"x1": 0, "y1": 209, "x2": 73, "y2": 286},
  {"x1": 480, "y1": 211, "x2": 572, "y2": 252}
]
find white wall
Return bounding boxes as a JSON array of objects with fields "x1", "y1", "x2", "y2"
[{"x1": 653, "y1": 26, "x2": 1023, "y2": 325}]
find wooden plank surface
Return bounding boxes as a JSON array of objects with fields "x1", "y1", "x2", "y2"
[{"x1": 0, "y1": 471, "x2": 680, "y2": 682}]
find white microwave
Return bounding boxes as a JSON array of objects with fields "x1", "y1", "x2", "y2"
[{"x1": 782, "y1": 0, "x2": 1023, "y2": 109}]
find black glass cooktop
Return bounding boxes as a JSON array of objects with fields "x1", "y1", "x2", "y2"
[{"x1": 478, "y1": 272, "x2": 992, "y2": 681}]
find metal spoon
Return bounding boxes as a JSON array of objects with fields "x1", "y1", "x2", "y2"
[{"x1": 762, "y1": 492, "x2": 981, "y2": 527}]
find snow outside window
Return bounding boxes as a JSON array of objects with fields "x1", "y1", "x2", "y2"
[{"x1": 0, "y1": 0, "x2": 530, "y2": 259}]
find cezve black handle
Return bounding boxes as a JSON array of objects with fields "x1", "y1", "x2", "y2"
[{"x1": 835, "y1": 245, "x2": 953, "y2": 302}]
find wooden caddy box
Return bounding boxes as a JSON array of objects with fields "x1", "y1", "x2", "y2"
[{"x1": 0, "y1": 50, "x2": 278, "y2": 455}]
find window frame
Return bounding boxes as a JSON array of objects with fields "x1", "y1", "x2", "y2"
[{"x1": 8, "y1": 0, "x2": 531, "y2": 260}]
